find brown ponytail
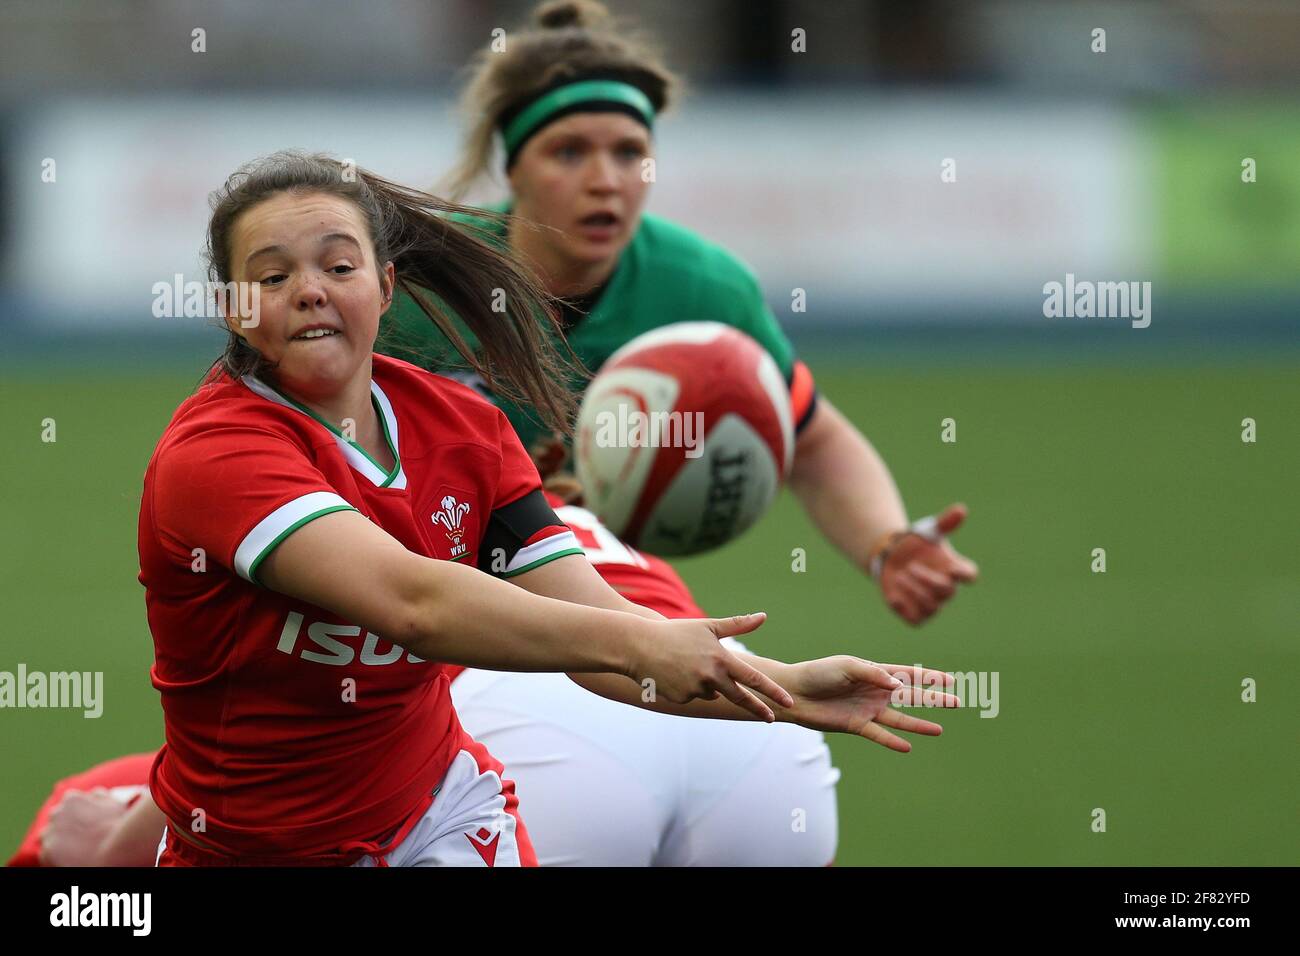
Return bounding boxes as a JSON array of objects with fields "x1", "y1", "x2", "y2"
[
  {"x1": 440, "y1": 0, "x2": 681, "y2": 199},
  {"x1": 204, "y1": 150, "x2": 579, "y2": 435}
]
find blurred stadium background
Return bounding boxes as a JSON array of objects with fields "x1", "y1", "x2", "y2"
[{"x1": 1, "y1": 0, "x2": 1296, "y2": 865}]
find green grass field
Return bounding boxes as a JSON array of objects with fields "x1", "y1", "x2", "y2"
[{"x1": 2, "y1": 356, "x2": 1296, "y2": 865}]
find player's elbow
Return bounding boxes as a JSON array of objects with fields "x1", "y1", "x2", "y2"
[{"x1": 380, "y1": 558, "x2": 461, "y2": 661}]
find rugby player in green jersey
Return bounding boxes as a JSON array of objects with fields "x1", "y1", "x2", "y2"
[{"x1": 381, "y1": 0, "x2": 977, "y2": 627}]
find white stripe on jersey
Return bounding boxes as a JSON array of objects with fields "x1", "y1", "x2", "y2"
[
  {"x1": 368, "y1": 381, "x2": 408, "y2": 490},
  {"x1": 234, "y1": 491, "x2": 357, "y2": 582},
  {"x1": 501, "y1": 529, "x2": 583, "y2": 577}
]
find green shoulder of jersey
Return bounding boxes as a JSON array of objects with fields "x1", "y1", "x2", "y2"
[
  {"x1": 378, "y1": 201, "x2": 797, "y2": 448},
  {"x1": 376, "y1": 203, "x2": 508, "y2": 370}
]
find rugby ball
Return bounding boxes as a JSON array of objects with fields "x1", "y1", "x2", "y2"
[{"x1": 574, "y1": 322, "x2": 794, "y2": 556}]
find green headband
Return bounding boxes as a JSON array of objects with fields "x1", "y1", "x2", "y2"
[{"x1": 500, "y1": 79, "x2": 656, "y2": 157}]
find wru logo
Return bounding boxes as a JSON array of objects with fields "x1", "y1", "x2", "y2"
[{"x1": 431, "y1": 495, "x2": 472, "y2": 558}]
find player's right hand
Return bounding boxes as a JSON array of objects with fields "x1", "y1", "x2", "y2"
[
  {"x1": 629, "y1": 612, "x2": 794, "y2": 722},
  {"x1": 38, "y1": 788, "x2": 130, "y2": 867}
]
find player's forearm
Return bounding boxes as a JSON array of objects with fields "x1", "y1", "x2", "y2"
[
  {"x1": 790, "y1": 398, "x2": 908, "y2": 569},
  {"x1": 571, "y1": 653, "x2": 796, "y2": 721},
  {"x1": 95, "y1": 793, "x2": 167, "y2": 867},
  {"x1": 507, "y1": 552, "x2": 668, "y2": 622},
  {"x1": 400, "y1": 557, "x2": 645, "y2": 676}
]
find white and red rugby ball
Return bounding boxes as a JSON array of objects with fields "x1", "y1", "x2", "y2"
[{"x1": 574, "y1": 322, "x2": 794, "y2": 556}]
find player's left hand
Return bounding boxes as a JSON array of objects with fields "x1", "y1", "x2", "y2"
[
  {"x1": 780, "y1": 657, "x2": 961, "y2": 751},
  {"x1": 874, "y1": 503, "x2": 978, "y2": 626},
  {"x1": 38, "y1": 788, "x2": 130, "y2": 867}
]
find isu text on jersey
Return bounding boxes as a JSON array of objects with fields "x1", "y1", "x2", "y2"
[{"x1": 137, "y1": 354, "x2": 580, "y2": 859}]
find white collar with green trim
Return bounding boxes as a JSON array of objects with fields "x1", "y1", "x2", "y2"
[{"x1": 242, "y1": 374, "x2": 407, "y2": 490}]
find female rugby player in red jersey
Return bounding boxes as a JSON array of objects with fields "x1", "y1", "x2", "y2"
[
  {"x1": 134, "y1": 150, "x2": 956, "y2": 867},
  {"x1": 20, "y1": 489, "x2": 958, "y2": 867}
]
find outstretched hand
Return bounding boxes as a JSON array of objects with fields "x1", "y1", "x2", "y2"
[
  {"x1": 634, "y1": 612, "x2": 795, "y2": 723},
  {"x1": 781, "y1": 657, "x2": 961, "y2": 752}
]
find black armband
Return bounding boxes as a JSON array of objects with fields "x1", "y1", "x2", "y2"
[{"x1": 477, "y1": 489, "x2": 582, "y2": 577}]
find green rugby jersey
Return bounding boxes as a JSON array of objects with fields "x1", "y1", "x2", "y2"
[{"x1": 378, "y1": 201, "x2": 817, "y2": 450}]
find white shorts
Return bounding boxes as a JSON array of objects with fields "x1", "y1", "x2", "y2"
[
  {"x1": 451, "y1": 640, "x2": 841, "y2": 866},
  {"x1": 156, "y1": 734, "x2": 532, "y2": 867},
  {"x1": 350, "y1": 742, "x2": 531, "y2": 867}
]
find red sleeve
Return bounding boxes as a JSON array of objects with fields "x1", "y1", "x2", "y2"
[
  {"x1": 151, "y1": 422, "x2": 357, "y2": 584},
  {"x1": 491, "y1": 405, "x2": 544, "y2": 509}
]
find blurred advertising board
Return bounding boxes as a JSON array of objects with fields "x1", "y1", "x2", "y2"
[{"x1": 7, "y1": 93, "x2": 1161, "y2": 327}]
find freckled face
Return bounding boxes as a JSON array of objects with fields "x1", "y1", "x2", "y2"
[{"x1": 226, "y1": 192, "x2": 393, "y2": 401}]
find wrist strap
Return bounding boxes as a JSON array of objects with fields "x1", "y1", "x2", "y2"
[{"x1": 867, "y1": 515, "x2": 943, "y2": 579}]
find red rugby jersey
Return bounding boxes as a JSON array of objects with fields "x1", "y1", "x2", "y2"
[{"x1": 137, "y1": 354, "x2": 579, "y2": 859}]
